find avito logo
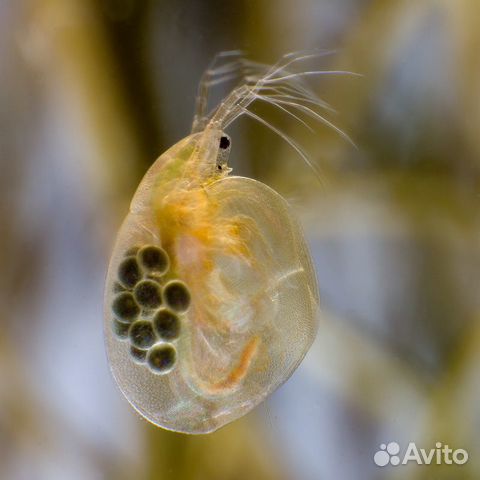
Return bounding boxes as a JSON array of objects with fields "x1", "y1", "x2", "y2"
[{"x1": 374, "y1": 441, "x2": 468, "y2": 467}]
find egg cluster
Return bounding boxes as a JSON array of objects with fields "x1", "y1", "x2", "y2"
[{"x1": 111, "y1": 245, "x2": 190, "y2": 374}]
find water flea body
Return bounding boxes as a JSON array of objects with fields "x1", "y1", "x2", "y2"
[{"x1": 104, "y1": 52, "x2": 325, "y2": 433}]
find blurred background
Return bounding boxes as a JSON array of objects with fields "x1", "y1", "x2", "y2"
[{"x1": 2, "y1": 0, "x2": 480, "y2": 479}]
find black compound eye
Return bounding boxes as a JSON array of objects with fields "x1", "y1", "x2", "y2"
[
  {"x1": 138, "y1": 245, "x2": 169, "y2": 274},
  {"x1": 153, "y1": 309, "x2": 180, "y2": 340},
  {"x1": 134, "y1": 280, "x2": 162, "y2": 309},
  {"x1": 163, "y1": 280, "x2": 191, "y2": 313},
  {"x1": 147, "y1": 344, "x2": 177, "y2": 374},
  {"x1": 112, "y1": 293, "x2": 140, "y2": 322},
  {"x1": 130, "y1": 346, "x2": 147, "y2": 363},
  {"x1": 112, "y1": 318, "x2": 130, "y2": 339},
  {"x1": 219, "y1": 136, "x2": 230, "y2": 150},
  {"x1": 129, "y1": 320, "x2": 156, "y2": 349},
  {"x1": 118, "y1": 257, "x2": 141, "y2": 289}
]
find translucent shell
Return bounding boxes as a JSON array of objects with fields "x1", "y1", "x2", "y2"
[{"x1": 104, "y1": 138, "x2": 319, "y2": 434}]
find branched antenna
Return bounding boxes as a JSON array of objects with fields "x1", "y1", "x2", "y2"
[{"x1": 194, "y1": 51, "x2": 357, "y2": 175}]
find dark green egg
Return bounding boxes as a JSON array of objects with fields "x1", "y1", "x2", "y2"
[
  {"x1": 147, "y1": 344, "x2": 177, "y2": 374},
  {"x1": 134, "y1": 280, "x2": 162, "y2": 309},
  {"x1": 153, "y1": 309, "x2": 180, "y2": 340},
  {"x1": 129, "y1": 320, "x2": 156, "y2": 349},
  {"x1": 112, "y1": 293, "x2": 139, "y2": 322},
  {"x1": 138, "y1": 245, "x2": 169, "y2": 274},
  {"x1": 163, "y1": 280, "x2": 191, "y2": 313},
  {"x1": 118, "y1": 256, "x2": 141, "y2": 289}
]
